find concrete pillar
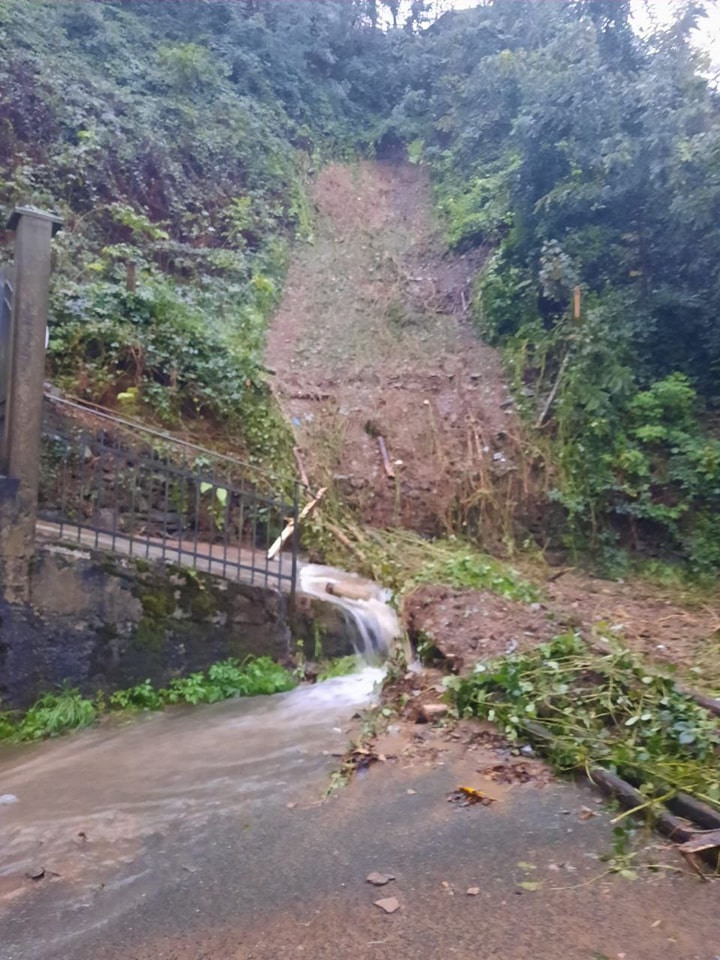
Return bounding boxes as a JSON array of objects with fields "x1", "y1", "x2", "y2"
[{"x1": 0, "y1": 206, "x2": 62, "y2": 603}]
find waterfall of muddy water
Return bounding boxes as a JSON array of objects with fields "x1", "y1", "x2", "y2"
[
  {"x1": 0, "y1": 667, "x2": 384, "y2": 960},
  {"x1": 298, "y1": 564, "x2": 401, "y2": 660}
]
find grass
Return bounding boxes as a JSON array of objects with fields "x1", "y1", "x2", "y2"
[
  {"x1": 316, "y1": 655, "x2": 359, "y2": 682},
  {"x1": 13, "y1": 688, "x2": 98, "y2": 741},
  {"x1": 306, "y1": 518, "x2": 539, "y2": 603},
  {"x1": 0, "y1": 657, "x2": 297, "y2": 742},
  {"x1": 445, "y1": 632, "x2": 720, "y2": 812}
]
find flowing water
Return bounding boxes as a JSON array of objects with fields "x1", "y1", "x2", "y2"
[
  {"x1": 298, "y1": 564, "x2": 401, "y2": 659},
  {"x1": 0, "y1": 567, "x2": 400, "y2": 959}
]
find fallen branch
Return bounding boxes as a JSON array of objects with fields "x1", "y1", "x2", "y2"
[
  {"x1": 267, "y1": 487, "x2": 327, "y2": 560},
  {"x1": 522, "y1": 719, "x2": 719, "y2": 870},
  {"x1": 677, "y1": 686, "x2": 720, "y2": 718},
  {"x1": 536, "y1": 352, "x2": 569, "y2": 429},
  {"x1": 324, "y1": 521, "x2": 366, "y2": 563},
  {"x1": 377, "y1": 436, "x2": 395, "y2": 479},
  {"x1": 293, "y1": 446, "x2": 310, "y2": 489}
]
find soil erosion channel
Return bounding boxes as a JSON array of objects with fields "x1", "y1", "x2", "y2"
[{"x1": 266, "y1": 160, "x2": 516, "y2": 539}]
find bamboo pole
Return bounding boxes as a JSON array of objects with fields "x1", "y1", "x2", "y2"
[{"x1": 267, "y1": 487, "x2": 327, "y2": 560}]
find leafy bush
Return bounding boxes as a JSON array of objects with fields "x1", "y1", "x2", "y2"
[{"x1": 49, "y1": 276, "x2": 266, "y2": 425}]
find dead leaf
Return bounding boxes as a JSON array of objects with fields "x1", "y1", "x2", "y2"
[
  {"x1": 374, "y1": 897, "x2": 400, "y2": 914},
  {"x1": 578, "y1": 806, "x2": 599, "y2": 821},
  {"x1": 517, "y1": 880, "x2": 542, "y2": 891},
  {"x1": 367, "y1": 872, "x2": 395, "y2": 886},
  {"x1": 466, "y1": 887, "x2": 480, "y2": 896}
]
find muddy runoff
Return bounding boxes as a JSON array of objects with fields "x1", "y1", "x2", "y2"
[{"x1": 0, "y1": 566, "x2": 400, "y2": 960}]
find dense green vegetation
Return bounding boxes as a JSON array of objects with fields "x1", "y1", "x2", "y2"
[
  {"x1": 1, "y1": 0, "x2": 718, "y2": 570},
  {"x1": 0, "y1": 0, "x2": 410, "y2": 463},
  {"x1": 388, "y1": 0, "x2": 720, "y2": 573}
]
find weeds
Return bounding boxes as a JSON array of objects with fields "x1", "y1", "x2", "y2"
[
  {"x1": 306, "y1": 520, "x2": 538, "y2": 603},
  {"x1": 113, "y1": 657, "x2": 296, "y2": 711},
  {"x1": 316, "y1": 656, "x2": 359, "y2": 682},
  {"x1": 12, "y1": 688, "x2": 97, "y2": 741},
  {"x1": 0, "y1": 657, "x2": 297, "y2": 742},
  {"x1": 446, "y1": 633, "x2": 720, "y2": 810}
]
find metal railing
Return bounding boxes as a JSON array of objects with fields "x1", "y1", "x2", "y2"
[
  {"x1": 0, "y1": 268, "x2": 14, "y2": 470},
  {"x1": 38, "y1": 396, "x2": 300, "y2": 593}
]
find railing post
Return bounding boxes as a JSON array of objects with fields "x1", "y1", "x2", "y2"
[
  {"x1": 0, "y1": 206, "x2": 62, "y2": 603},
  {"x1": 290, "y1": 481, "x2": 300, "y2": 599}
]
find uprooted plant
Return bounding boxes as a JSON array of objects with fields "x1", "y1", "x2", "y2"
[{"x1": 445, "y1": 633, "x2": 720, "y2": 813}]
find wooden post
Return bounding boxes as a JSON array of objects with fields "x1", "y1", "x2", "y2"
[{"x1": 126, "y1": 260, "x2": 137, "y2": 293}]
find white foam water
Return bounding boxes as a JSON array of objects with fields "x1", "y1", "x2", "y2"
[{"x1": 298, "y1": 564, "x2": 401, "y2": 660}]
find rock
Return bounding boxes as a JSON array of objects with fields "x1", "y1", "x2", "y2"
[
  {"x1": 26, "y1": 866, "x2": 45, "y2": 881},
  {"x1": 417, "y1": 703, "x2": 448, "y2": 724},
  {"x1": 367, "y1": 872, "x2": 395, "y2": 886},
  {"x1": 0, "y1": 794, "x2": 18, "y2": 805},
  {"x1": 466, "y1": 887, "x2": 480, "y2": 896},
  {"x1": 374, "y1": 896, "x2": 400, "y2": 914}
]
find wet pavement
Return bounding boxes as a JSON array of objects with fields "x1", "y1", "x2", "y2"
[{"x1": 1, "y1": 672, "x2": 718, "y2": 960}]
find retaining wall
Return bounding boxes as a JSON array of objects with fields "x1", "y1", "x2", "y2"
[{"x1": 0, "y1": 544, "x2": 354, "y2": 708}]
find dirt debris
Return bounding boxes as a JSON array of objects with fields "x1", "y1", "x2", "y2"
[
  {"x1": 270, "y1": 160, "x2": 720, "y2": 694},
  {"x1": 402, "y1": 584, "x2": 561, "y2": 671},
  {"x1": 266, "y1": 160, "x2": 534, "y2": 543}
]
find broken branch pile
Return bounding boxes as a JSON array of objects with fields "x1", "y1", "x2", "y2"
[{"x1": 447, "y1": 633, "x2": 720, "y2": 835}]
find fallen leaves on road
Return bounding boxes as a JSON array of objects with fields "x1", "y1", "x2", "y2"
[{"x1": 448, "y1": 785, "x2": 496, "y2": 807}]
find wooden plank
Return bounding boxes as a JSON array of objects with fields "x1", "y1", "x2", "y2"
[{"x1": 267, "y1": 486, "x2": 327, "y2": 560}]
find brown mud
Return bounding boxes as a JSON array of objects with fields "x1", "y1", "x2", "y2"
[{"x1": 266, "y1": 161, "x2": 534, "y2": 546}]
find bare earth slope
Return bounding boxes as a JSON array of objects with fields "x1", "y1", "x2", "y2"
[
  {"x1": 267, "y1": 161, "x2": 521, "y2": 539},
  {"x1": 267, "y1": 160, "x2": 720, "y2": 689}
]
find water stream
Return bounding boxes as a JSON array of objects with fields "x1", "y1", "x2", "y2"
[
  {"x1": 0, "y1": 566, "x2": 400, "y2": 957},
  {"x1": 298, "y1": 564, "x2": 401, "y2": 659}
]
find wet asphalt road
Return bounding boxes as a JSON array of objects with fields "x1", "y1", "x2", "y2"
[{"x1": 1, "y1": 676, "x2": 719, "y2": 960}]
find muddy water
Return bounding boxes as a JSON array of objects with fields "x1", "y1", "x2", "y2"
[{"x1": 0, "y1": 668, "x2": 383, "y2": 959}]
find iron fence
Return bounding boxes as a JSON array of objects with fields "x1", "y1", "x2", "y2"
[
  {"x1": 38, "y1": 396, "x2": 300, "y2": 593},
  {"x1": 0, "y1": 268, "x2": 13, "y2": 470}
]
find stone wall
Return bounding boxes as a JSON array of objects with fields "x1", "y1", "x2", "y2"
[{"x1": 0, "y1": 544, "x2": 354, "y2": 709}]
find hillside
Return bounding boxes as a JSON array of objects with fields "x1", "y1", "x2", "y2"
[{"x1": 1, "y1": 0, "x2": 719, "y2": 575}]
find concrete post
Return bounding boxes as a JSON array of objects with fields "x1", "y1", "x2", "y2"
[{"x1": 0, "y1": 206, "x2": 62, "y2": 603}]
